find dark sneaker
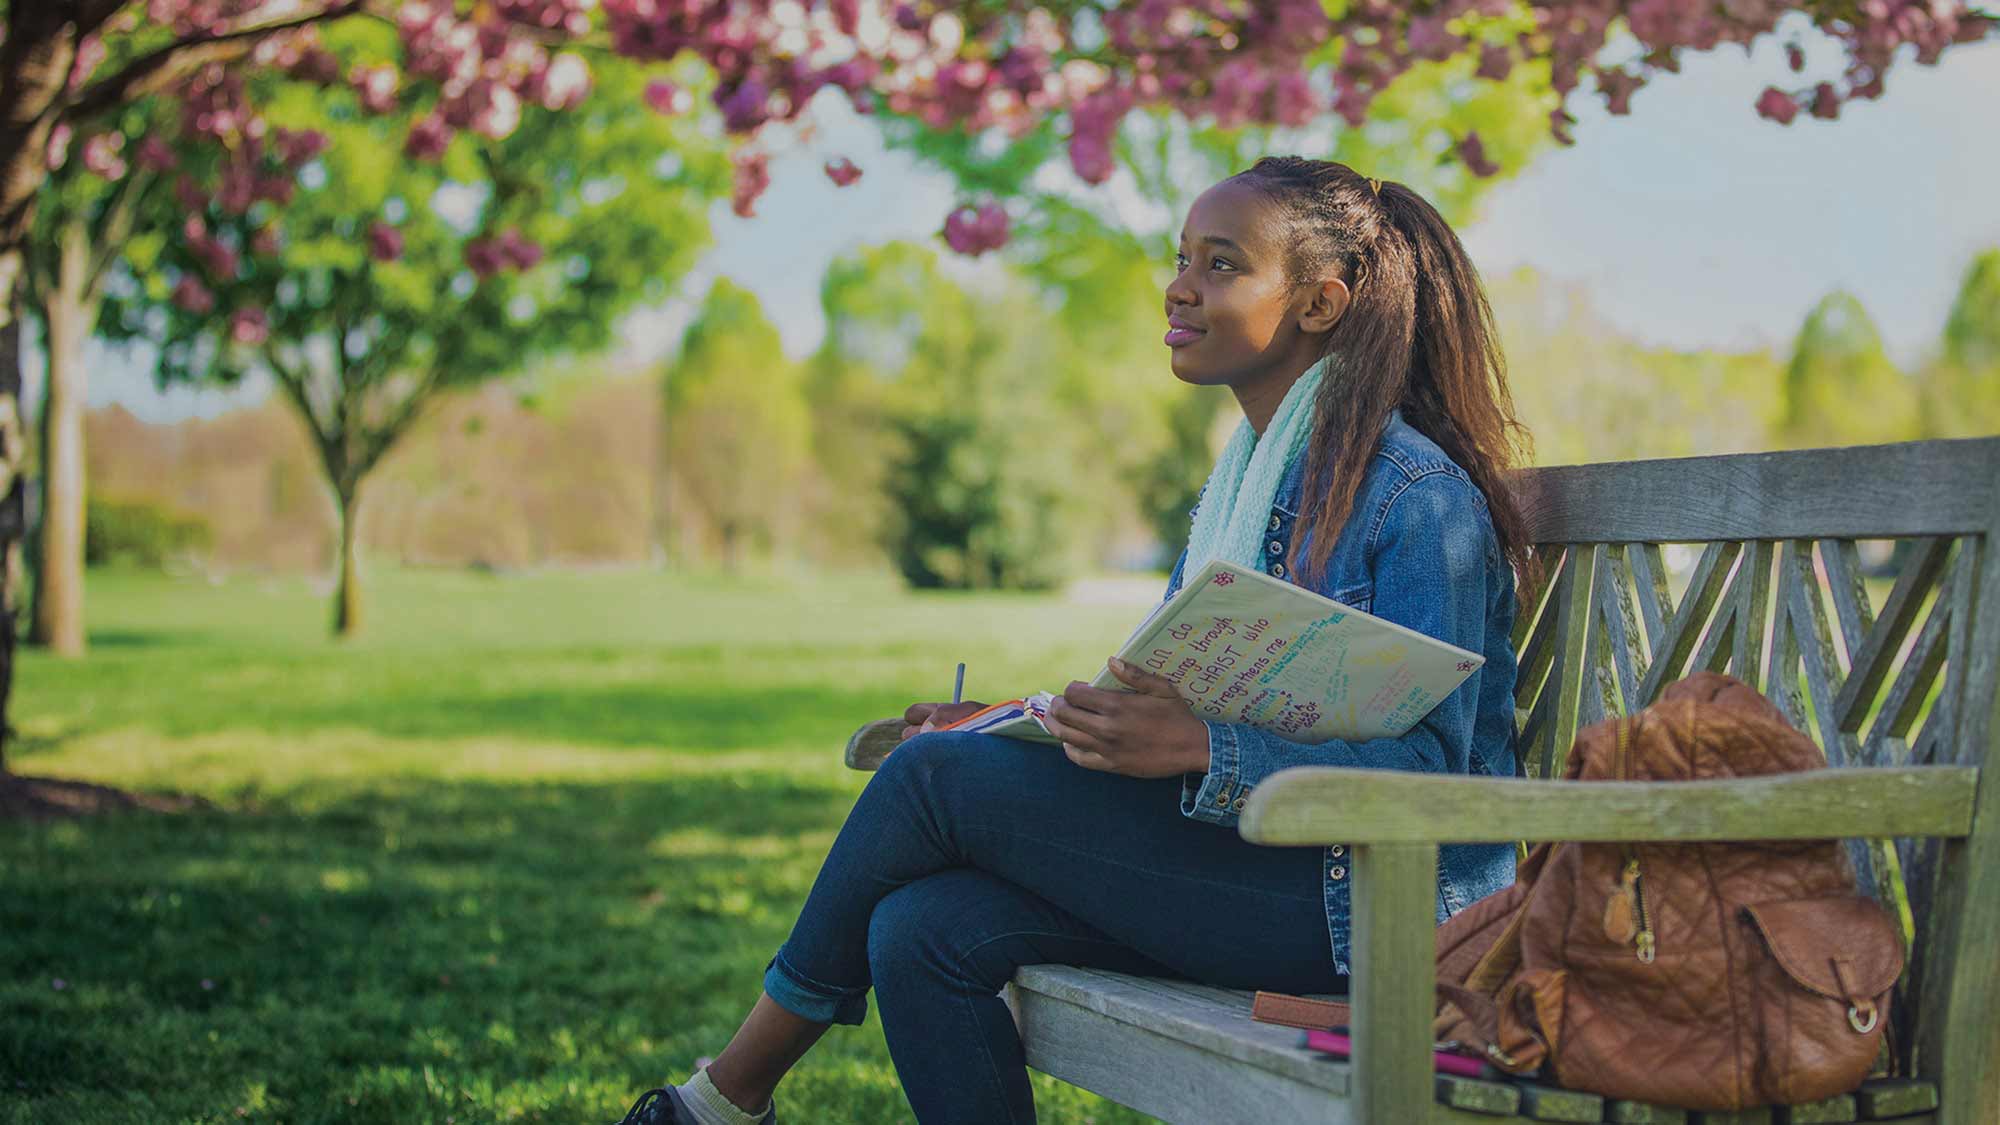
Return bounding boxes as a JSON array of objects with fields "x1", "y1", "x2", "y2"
[{"x1": 613, "y1": 1084, "x2": 778, "y2": 1125}]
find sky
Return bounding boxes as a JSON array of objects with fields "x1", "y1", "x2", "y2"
[{"x1": 76, "y1": 24, "x2": 2000, "y2": 424}]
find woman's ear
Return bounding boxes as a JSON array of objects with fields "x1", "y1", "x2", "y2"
[{"x1": 1298, "y1": 276, "x2": 1352, "y2": 334}]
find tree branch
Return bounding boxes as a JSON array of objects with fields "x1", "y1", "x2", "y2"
[
  {"x1": 358, "y1": 366, "x2": 443, "y2": 476},
  {"x1": 60, "y1": 1, "x2": 367, "y2": 126},
  {"x1": 84, "y1": 170, "x2": 155, "y2": 298}
]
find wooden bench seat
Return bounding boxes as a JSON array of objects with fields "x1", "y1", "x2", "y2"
[
  {"x1": 1005, "y1": 965, "x2": 1941, "y2": 1124},
  {"x1": 844, "y1": 436, "x2": 2000, "y2": 1124}
]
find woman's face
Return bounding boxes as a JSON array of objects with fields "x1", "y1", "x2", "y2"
[{"x1": 1164, "y1": 179, "x2": 1346, "y2": 396}]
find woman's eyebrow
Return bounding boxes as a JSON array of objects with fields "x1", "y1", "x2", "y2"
[{"x1": 1176, "y1": 234, "x2": 1248, "y2": 254}]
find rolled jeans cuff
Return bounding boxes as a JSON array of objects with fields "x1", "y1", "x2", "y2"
[{"x1": 764, "y1": 951, "x2": 869, "y2": 1026}]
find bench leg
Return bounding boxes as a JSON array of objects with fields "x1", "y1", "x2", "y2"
[{"x1": 1350, "y1": 843, "x2": 1439, "y2": 1124}]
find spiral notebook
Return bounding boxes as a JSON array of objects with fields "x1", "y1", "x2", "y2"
[{"x1": 939, "y1": 559, "x2": 1484, "y2": 745}]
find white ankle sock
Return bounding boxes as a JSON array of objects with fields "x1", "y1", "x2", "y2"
[{"x1": 674, "y1": 1067, "x2": 770, "y2": 1125}]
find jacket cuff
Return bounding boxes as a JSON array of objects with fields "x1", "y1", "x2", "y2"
[{"x1": 1180, "y1": 720, "x2": 1247, "y2": 825}]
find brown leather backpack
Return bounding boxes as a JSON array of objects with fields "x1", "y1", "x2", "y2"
[{"x1": 1430, "y1": 672, "x2": 1905, "y2": 1110}]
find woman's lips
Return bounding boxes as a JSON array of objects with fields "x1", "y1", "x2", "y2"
[{"x1": 1164, "y1": 327, "x2": 1205, "y2": 347}]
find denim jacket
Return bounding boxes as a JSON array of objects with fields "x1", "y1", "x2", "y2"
[{"x1": 1163, "y1": 408, "x2": 1520, "y2": 974}]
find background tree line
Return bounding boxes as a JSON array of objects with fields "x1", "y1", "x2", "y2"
[{"x1": 77, "y1": 242, "x2": 2000, "y2": 591}]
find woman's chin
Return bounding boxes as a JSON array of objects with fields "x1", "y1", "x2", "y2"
[{"x1": 1168, "y1": 355, "x2": 1228, "y2": 388}]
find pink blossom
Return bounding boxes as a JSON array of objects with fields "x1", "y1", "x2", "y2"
[
  {"x1": 1594, "y1": 66, "x2": 1643, "y2": 115},
  {"x1": 942, "y1": 202, "x2": 1009, "y2": 256},
  {"x1": 1476, "y1": 44, "x2": 1513, "y2": 81},
  {"x1": 1549, "y1": 107, "x2": 1578, "y2": 146},
  {"x1": 172, "y1": 276, "x2": 215, "y2": 315},
  {"x1": 406, "y1": 114, "x2": 453, "y2": 161},
  {"x1": 1271, "y1": 72, "x2": 1315, "y2": 128},
  {"x1": 716, "y1": 78, "x2": 771, "y2": 133},
  {"x1": 229, "y1": 307, "x2": 270, "y2": 346},
  {"x1": 730, "y1": 150, "x2": 771, "y2": 218},
  {"x1": 67, "y1": 34, "x2": 107, "y2": 94},
  {"x1": 250, "y1": 226, "x2": 284, "y2": 257},
  {"x1": 823, "y1": 157, "x2": 863, "y2": 187},
  {"x1": 351, "y1": 65, "x2": 401, "y2": 114},
  {"x1": 1809, "y1": 82, "x2": 1842, "y2": 119},
  {"x1": 1455, "y1": 131, "x2": 1500, "y2": 177},
  {"x1": 1755, "y1": 86, "x2": 1799, "y2": 124},
  {"x1": 367, "y1": 222, "x2": 404, "y2": 262},
  {"x1": 531, "y1": 53, "x2": 592, "y2": 110},
  {"x1": 82, "y1": 133, "x2": 127, "y2": 179},
  {"x1": 1405, "y1": 16, "x2": 1461, "y2": 62},
  {"x1": 274, "y1": 127, "x2": 328, "y2": 167},
  {"x1": 644, "y1": 79, "x2": 693, "y2": 115},
  {"x1": 136, "y1": 136, "x2": 177, "y2": 172},
  {"x1": 463, "y1": 237, "x2": 508, "y2": 278},
  {"x1": 45, "y1": 123, "x2": 72, "y2": 171},
  {"x1": 195, "y1": 238, "x2": 240, "y2": 280},
  {"x1": 498, "y1": 227, "x2": 542, "y2": 269},
  {"x1": 1786, "y1": 43, "x2": 1806, "y2": 72}
]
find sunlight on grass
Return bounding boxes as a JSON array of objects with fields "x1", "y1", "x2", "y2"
[{"x1": 1, "y1": 565, "x2": 1164, "y2": 1124}]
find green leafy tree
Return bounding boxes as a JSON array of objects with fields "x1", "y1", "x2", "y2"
[
  {"x1": 1778, "y1": 291, "x2": 1919, "y2": 449},
  {"x1": 810, "y1": 241, "x2": 1090, "y2": 589},
  {"x1": 103, "y1": 49, "x2": 728, "y2": 634},
  {"x1": 1920, "y1": 249, "x2": 2000, "y2": 439},
  {"x1": 661, "y1": 278, "x2": 810, "y2": 565}
]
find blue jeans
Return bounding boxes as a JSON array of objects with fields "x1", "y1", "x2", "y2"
[{"x1": 764, "y1": 731, "x2": 1346, "y2": 1124}]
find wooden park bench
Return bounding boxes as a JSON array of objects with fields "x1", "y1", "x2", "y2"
[{"x1": 844, "y1": 435, "x2": 2000, "y2": 1124}]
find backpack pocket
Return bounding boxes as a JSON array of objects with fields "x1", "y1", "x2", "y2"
[{"x1": 1740, "y1": 896, "x2": 1904, "y2": 1105}]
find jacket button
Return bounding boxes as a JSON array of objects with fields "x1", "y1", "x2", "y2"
[
  {"x1": 1232, "y1": 795, "x2": 1246, "y2": 811},
  {"x1": 1268, "y1": 514, "x2": 1281, "y2": 532},
  {"x1": 1215, "y1": 788, "x2": 1231, "y2": 806},
  {"x1": 1330, "y1": 845, "x2": 1345, "y2": 858},
  {"x1": 1269, "y1": 563, "x2": 1286, "y2": 579},
  {"x1": 1268, "y1": 540, "x2": 1283, "y2": 555},
  {"x1": 1330, "y1": 865, "x2": 1347, "y2": 880}
]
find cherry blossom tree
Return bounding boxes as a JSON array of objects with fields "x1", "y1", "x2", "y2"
[{"x1": 0, "y1": 0, "x2": 1989, "y2": 760}]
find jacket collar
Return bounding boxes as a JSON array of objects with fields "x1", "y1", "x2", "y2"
[{"x1": 1273, "y1": 406, "x2": 1407, "y2": 519}]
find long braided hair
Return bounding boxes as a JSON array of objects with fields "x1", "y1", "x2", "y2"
[{"x1": 1227, "y1": 156, "x2": 1538, "y2": 600}]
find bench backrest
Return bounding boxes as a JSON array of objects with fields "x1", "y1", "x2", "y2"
[{"x1": 1502, "y1": 435, "x2": 2000, "y2": 1083}]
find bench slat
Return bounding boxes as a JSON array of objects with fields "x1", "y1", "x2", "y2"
[
  {"x1": 1510, "y1": 437, "x2": 2000, "y2": 544},
  {"x1": 1239, "y1": 766, "x2": 1979, "y2": 847}
]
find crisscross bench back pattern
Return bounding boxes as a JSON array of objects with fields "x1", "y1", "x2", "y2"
[{"x1": 1506, "y1": 436, "x2": 2000, "y2": 1098}]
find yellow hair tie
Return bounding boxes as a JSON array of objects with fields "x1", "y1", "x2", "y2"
[{"x1": 1367, "y1": 177, "x2": 1382, "y2": 197}]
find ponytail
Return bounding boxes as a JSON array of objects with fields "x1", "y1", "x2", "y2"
[{"x1": 1229, "y1": 157, "x2": 1539, "y2": 603}]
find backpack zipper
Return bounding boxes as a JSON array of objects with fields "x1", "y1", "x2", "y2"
[{"x1": 1615, "y1": 718, "x2": 1657, "y2": 964}]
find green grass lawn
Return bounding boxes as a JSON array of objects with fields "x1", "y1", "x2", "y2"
[{"x1": 1, "y1": 564, "x2": 1169, "y2": 1124}]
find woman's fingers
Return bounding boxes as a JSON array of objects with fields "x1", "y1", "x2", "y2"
[
  {"x1": 1040, "y1": 707, "x2": 1102, "y2": 752},
  {"x1": 1105, "y1": 656, "x2": 1183, "y2": 699},
  {"x1": 1063, "y1": 743, "x2": 1115, "y2": 772},
  {"x1": 1045, "y1": 695, "x2": 1111, "y2": 739}
]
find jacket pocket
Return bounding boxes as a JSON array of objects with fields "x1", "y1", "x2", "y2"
[{"x1": 1740, "y1": 896, "x2": 1903, "y2": 1105}]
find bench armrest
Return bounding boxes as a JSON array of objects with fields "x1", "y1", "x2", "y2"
[
  {"x1": 1237, "y1": 765, "x2": 1979, "y2": 846},
  {"x1": 844, "y1": 718, "x2": 905, "y2": 771}
]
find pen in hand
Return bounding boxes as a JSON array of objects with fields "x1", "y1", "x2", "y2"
[{"x1": 920, "y1": 663, "x2": 968, "y2": 736}]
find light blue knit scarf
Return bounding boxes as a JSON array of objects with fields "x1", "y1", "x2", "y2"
[{"x1": 1183, "y1": 352, "x2": 1332, "y2": 576}]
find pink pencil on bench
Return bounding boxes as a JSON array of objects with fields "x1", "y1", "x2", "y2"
[{"x1": 1297, "y1": 1029, "x2": 1487, "y2": 1079}]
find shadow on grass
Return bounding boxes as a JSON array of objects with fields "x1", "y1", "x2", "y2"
[
  {"x1": 86, "y1": 630, "x2": 205, "y2": 650},
  {"x1": 279, "y1": 685, "x2": 907, "y2": 753},
  {"x1": 0, "y1": 773, "x2": 886, "y2": 1124}
]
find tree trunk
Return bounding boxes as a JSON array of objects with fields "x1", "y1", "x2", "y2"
[
  {"x1": 29, "y1": 220, "x2": 91, "y2": 656},
  {"x1": 333, "y1": 487, "x2": 363, "y2": 637},
  {"x1": 0, "y1": 262, "x2": 26, "y2": 773}
]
